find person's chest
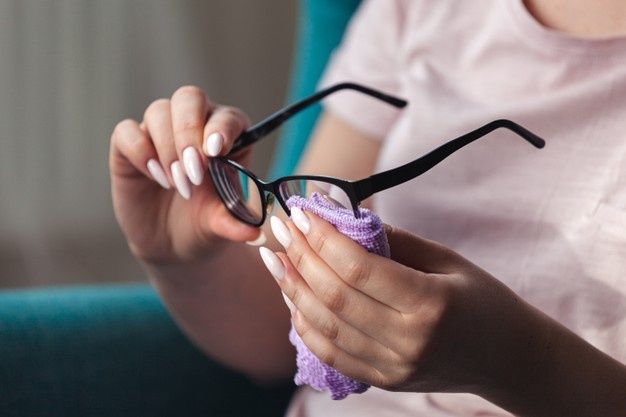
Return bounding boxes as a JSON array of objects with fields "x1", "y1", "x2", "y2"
[{"x1": 373, "y1": 5, "x2": 626, "y2": 360}]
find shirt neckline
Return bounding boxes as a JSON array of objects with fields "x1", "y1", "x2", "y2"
[{"x1": 504, "y1": 0, "x2": 626, "y2": 59}]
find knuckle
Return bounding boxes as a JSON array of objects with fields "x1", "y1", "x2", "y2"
[
  {"x1": 210, "y1": 116, "x2": 243, "y2": 139},
  {"x1": 144, "y1": 98, "x2": 170, "y2": 120},
  {"x1": 292, "y1": 250, "x2": 307, "y2": 275},
  {"x1": 222, "y1": 117, "x2": 242, "y2": 134},
  {"x1": 210, "y1": 107, "x2": 249, "y2": 130},
  {"x1": 289, "y1": 285, "x2": 302, "y2": 307},
  {"x1": 344, "y1": 257, "x2": 369, "y2": 289},
  {"x1": 309, "y1": 230, "x2": 330, "y2": 256},
  {"x1": 403, "y1": 340, "x2": 426, "y2": 363},
  {"x1": 172, "y1": 85, "x2": 205, "y2": 100},
  {"x1": 174, "y1": 114, "x2": 205, "y2": 134},
  {"x1": 112, "y1": 119, "x2": 140, "y2": 145},
  {"x1": 385, "y1": 345, "x2": 407, "y2": 371},
  {"x1": 219, "y1": 106, "x2": 242, "y2": 118},
  {"x1": 427, "y1": 281, "x2": 457, "y2": 326},
  {"x1": 320, "y1": 285, "x2": 346, "y2": 314},
  {"x1": 221, "y1": 106, "x2": 250, "y2": 127},
  {"x1": 440, "y1": 246, "x2": 461, "y2": 265},
  {"x1": 318, "y1": 316, "x2": 340, "y2": 342},
  {"x1": 370, "y1": 356, "x2": 415, "y2": 390},
  {"x1": 396, "y1": 317, "x2": 426, "y2": 360},
  {"x1": 439, "y1": 245, "x2": 457, "y2": 259},
  {"x1": 113, "y1": 118, "x2": 135, "y2": 135},
  {"x1": 370, "y1": 368, "x2": 393, "y2": 390},
  {"x1": 293, "y1": 311, "x2": 308, "y2": 335},
  {"x1": 317, "y1": 348, "x2": 336, "y2": 368},
  {"x1": 382, "y1": 369, "x2": 413, "y2": 391}
]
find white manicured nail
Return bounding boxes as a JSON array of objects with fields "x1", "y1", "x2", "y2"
[
  {"x1": 270, "y1": 216, "x2": 291, "y2": 249},
  {"x1": 246, "y1": 231, "x2": 267, "y2": 246},
  {"x1": 171, "y1": 161, "x2": 191, "y2": 200},
  {"x1": 182, "y1": 147, "x2": 204, "y2": 185},
  {"x1": 282, "y1": 292, "x2": 295, "y2": 313},
  {"x1": 204, "y1": 132, "x2": 223, "y2": 157},
  {"x1": 259, "y1": 246, "x2": 285, "y2": 280},
  {"x1": 291, "y1": 207, "x2": 310, "y2": 235},
  {"x1": 146, "y1": 159, "x2": 170, "y2": 189}
]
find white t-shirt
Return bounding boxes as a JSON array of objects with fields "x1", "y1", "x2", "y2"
[{"x1": 286, "y1": 0, "x2": 626, "y2": 415}]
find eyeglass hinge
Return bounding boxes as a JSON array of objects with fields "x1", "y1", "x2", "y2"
[{"x1": 353, "y1": 178, "x2": 374, "y2": 202}]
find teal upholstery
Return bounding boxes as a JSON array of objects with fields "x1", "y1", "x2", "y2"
[
  {"x1": 0, "y1": 1, "x2": 361, "y2": 416},
  {"x1": 0, "y1": 285, "x2": 293, "y2": 417},
  {"x1": 269, "y1": 0, "x2": 362, "y2": 178}
]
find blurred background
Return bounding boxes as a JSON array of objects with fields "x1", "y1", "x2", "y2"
[{"x1": 0, "y1": 0, "x2": 296, "y2": 288}]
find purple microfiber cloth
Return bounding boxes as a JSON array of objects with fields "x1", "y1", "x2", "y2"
[{"x1": 286, "y1": 192, "x2": 390, "y2": 400}]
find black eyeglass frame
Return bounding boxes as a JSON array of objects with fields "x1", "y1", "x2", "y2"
[
  {"x1": 227, "y1": 82, "x2": 408, "y2": 155},
  {"x1": 209, "y1": 83, "x2": 546, "y2": 227},
  {"x1": 209, "y1": 158, "x2": 364, "y2": 226}
]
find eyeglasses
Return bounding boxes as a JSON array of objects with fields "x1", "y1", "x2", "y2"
[{"x1": 208, "y1": 82, "x2": 545, "y2": 227}]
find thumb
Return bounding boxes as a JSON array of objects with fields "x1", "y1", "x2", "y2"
[
  {"x1": 205, "y1": 203, "x2": 264, "y2": 244},
  {"x1": 195, "y1": 185, "x2": 263, "y2": 244},
  {"x1": 383, "y1": 223, "x2": 462, "y2": 274}
]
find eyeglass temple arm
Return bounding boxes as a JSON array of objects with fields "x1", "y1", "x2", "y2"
[
  {"x1": 353, "y1": 119, "x2": 545, "y2": 201},
  {"x1": 228, "y1": 82, "x2": 408, "y2": 155}
]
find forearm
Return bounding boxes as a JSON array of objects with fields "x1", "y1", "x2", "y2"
[
  {"x1": 483, "y1": 302, "x2": 626, "y2": 417},
  {"x1": 145, "y1": 241, "x2": 295, "y2": 384}
]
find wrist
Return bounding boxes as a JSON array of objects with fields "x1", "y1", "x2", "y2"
[
  {"x1": 476, "y1": 299, "x2": 557, "y2": 415},
  {"x1": 479, "y1": 298, "x2": 626, "y2": 417}
]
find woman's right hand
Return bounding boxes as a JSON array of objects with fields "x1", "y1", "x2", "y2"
[{"x1": 109, "y1": 85, "x2": 263, "y2": 266}]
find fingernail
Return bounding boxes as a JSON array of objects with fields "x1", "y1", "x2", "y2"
[
  {"x1": 282, "y1": 292, "x2": 295, "y2": 314},
  {"x1": 146, "y1": 159, "x2": 170, "y2": 189},
  {"x1": 270, "y1": 216, "x2": 291, "y2": 249},
  {"x1": 291, "y1": 207, "x2": 310, "y2": 235},
  {"x1": 204, "y1": 132, "x2": 223, "y2": 157},
  {"x1": 171, "y1": 161, "x2": 191, "y2": 200},
  {"x1": 259, "y1": 247, "x2": 285, "y2": 280},
  {"x1": 246, "y1": 230, "x2": 267, "y2": 246},
  {"x1": 182, "y1": 147, "x2": 204, "y2": 185}
]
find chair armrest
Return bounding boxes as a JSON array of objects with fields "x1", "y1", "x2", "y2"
[{"x1": 0, "y1": 284, "x2": 294, "y2": 417}]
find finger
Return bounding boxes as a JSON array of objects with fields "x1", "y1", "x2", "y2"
[
  {"x1": 143, "y1": 98, "x2": 177, "y2": 183},
  {"x1": 144, "y1": 98, "x2": 192, "y2": 199},
  {"x1": 272, "y1": 251, "x2": 402, "y2": 370},
  {"x1": 291, "y1": 308, "x2": 386, "y2": 388},
  {"x1": 170, "y1": 85, "x2": 211, "y2": 186},
  {"x1": 110, "y1": 119, "x2": 169, "y2": 189},
  {"x1": 385, "y1": 224, "x2": 464, "y2": 274},
  {"x1": 269, "y1": 215, "x2": 406, "y2": 349},
  {"x1": 289, "y1": 208, "x2": 422, "y2": 311},
  {"x1": 202, "y1": 195, "x2": 265, "y2": 243},
  {"x1": 202, "y1": 106, "x2": 250, "y2": 157}
]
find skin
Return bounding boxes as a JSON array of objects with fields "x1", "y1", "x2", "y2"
[
  {"x1": 525, "y1": 0, "x2": 626, "y2": 38},
  {"x1": 109, "y1": 0, "x2": 626, "y2": 414},
  {"x1": 110, "y1": 92, "x2": 376, "y2": 381},
  {"x1": 268, "y1": 212, "x2": 626, "y2": 417}
]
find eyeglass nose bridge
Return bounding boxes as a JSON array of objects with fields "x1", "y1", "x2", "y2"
[{"x1": 265, "y1": 192, "x2": 276, "y2": 216}]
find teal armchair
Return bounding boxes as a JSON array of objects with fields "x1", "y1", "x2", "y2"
[{"x1": 0, "y1": 1, "x2": 360, "y2": 416}]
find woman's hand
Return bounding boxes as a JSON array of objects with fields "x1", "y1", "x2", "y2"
[
  {"x1": 261, "y1": 209, "x2": 544, "y2": 394},
  {"x1": 261, "y1": 210, "x2": 626, "y2": 415},
  {"x1": 109, "y1": 85, "x2": 262, "y2": 266}
]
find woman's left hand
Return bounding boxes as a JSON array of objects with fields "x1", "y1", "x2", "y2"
[{"x1": 261, "y1": 208, "x2": 550, "y2": 395}]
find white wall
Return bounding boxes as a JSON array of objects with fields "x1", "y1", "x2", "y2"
[{"x1": 0, "y1": 0, "x2": 296, "y2": 287}]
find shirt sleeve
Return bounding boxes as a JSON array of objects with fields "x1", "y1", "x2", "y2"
[{"x1": 318, "y1": 0, "x2": 405, "y2": 140}]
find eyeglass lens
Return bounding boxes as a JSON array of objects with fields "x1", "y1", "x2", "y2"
[
  {"x1": 211, "y1": 159, "x2": 356, "y2": 225},
  {"x1": 278, "y1": 179, "x2": 352, "y2": 210},
  {"x1": 210, "y1": 160, "x2": 265, "y2": 225}
]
